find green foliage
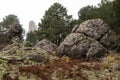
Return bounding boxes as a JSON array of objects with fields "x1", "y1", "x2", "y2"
[
  {"x1": 0, "y1": 34, "x2": 11, "y2": 50},
  {"x1": 98, "y1": 0, "x2": 118, "y2": 32},
  {"x1": 113, "y1": 0, "x2": 120, "y2": 26},
  {"x1": 78, "y1": 0, "x2": 120, "y2": 34},
  {"x1": 0, "y1": 14, "x2": 21, "y2": 49},
  {"x1": 78, "y1": 5, "x2": 98, "y2": 23},
  {"x1": 98, "y1": 0, "x2": 114, "y2": 24},
  {"x1": 36, "y1": 2, "x2": 73, "y2": 45},
  {"x1": 26, "y1": 31, "x2": 37, "y2": 45},
  {"x1": 0, "y1": 14, "x2": 19, "y2": 29}
]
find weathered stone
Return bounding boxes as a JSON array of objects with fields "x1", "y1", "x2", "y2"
[
  {"x1": 35, "y1": 39, "x2": 57, "y2": 54},
  {"x1": 25, "y1": 53, "x2": 48, "y2": 63},
  {"x1": 11, "y1": 36, "x2": 22, "y2": 43},
  {"x1": 72, "y1": 19, "x2": 108, "y2": 39},
  {"x1": 58, "y1": 33, "x2": 107, "y2": 59},
  {"x1": 7, "y1": 21, "x2": 23, "y2": 40},
  {"x1": 72, "y1": 19, "x2": 116, "y2": 49},
  {"x1": 99, "y1": 30, "x2": 117, "y2": 49},
  {"x1": 58, "y1": 19, "x2": 116, "y2": 59},
  {"x1": 0, "y1": 42, "x2": 53, "y2": 63}
]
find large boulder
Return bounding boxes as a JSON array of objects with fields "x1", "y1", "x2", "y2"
[
  {"x1": 35, "y1": 39, "x2": 57, "y2": 54},
  {"x1": 72, "y1": 19, "x2": 117, "y2": 49},
  {"x1": 58, "y1": 33, "x2": 107, "y2": 59},
  {"x1": 58, "y1": 19, "x2": 117, "y2": 59}
]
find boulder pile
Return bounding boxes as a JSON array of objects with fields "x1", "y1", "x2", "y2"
[
  {"x1": 0, "y1": 39, "x2": 57, "y2": 63},
  {"x1": 58, "y1": 19, "x2": 117, "y2": 59}
]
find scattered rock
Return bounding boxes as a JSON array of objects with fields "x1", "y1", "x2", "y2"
[
  {"x1": 0, "y1": 42, "x2": 53, "y2": 63},
  {"x1": 26, "y1": 54, "x2": 48, "y2": 63},
  {"x1": 11, "y1": 36, "x2": 22, "y2": 43}
]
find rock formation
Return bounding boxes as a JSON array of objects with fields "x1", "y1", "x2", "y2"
[
  {"x1": 0, "y1": 42, "x2": 54, "y2": 63},
  {"x1": 7, "y1": 21, "x2": 23, "y2": 41},
  {"x1": 58, "y1": 19, "x2": 117, "y2": 59},
  {"x1": 72, "y1": 19, "x2": 116, "y2": 49},
  {"x1": 35, "y1": 39, "x2": 57, "y2": 54}
]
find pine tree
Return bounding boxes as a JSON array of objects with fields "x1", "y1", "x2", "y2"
[
  {"x1": 113, "y1": 0, "x2": 120, "y2": 26},
  {"x1": 78, "y1": 5, "x2": 98, "y2": 23},
  {"x1": 1, "y1": 14, "x2": 19, "y2": 29},
  {"x1": 36, "y1": 2, "x2": 73, "y2": 45},
  {"x1": 0, "y1": 14, "x2": 20, "y2": 44},
  {"x1": 26, "y1": 31, "x2": 37, "y2": 45}
]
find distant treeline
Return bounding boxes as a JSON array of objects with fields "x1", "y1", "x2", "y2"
[{"x1": 0, "y1": 0, "x2": 120, "y2": 46}]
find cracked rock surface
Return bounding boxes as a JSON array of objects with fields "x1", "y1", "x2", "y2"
[{"x1": 58, "y1": 19, "x2": 117, "y2": 59}]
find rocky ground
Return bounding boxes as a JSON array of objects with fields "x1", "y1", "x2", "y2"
[{"x1": 0, "y1": 42, "x2": 120, "y2": 80}]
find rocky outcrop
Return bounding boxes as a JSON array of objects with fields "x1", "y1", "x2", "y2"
[
  {"x1": 7, "y1": 21, "x2": 23, "y2": 40},
  {"x1": 35, "y1": 39, "x2": 57, "y2": 54},
  {"x1": 72, "y1": 19, "x2": 116, "y2": 49},
  {"x1": 58, "y1": 33, "x2": 107, "y2": 59},
  {"x1": 0, "y1": 42, "x2": 54, "y2": 63},
  {"x1": 58, "y1": 19, "x2": 117, "y2": 59}
]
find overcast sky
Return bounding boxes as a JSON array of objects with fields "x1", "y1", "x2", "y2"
[{"x1": 0, "y1": 0, "x2": 101, "y2": 32}]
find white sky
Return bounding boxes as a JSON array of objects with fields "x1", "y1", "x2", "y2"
[{"x1": 0, "y1": 0, "x2": 101, "y2": 32}]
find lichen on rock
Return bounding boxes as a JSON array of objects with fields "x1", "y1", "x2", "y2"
[{"x1": 58, "y1": 19, "x2": 117, "y2": 59}]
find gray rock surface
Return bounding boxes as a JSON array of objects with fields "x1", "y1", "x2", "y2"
[
  {"x1": 72, "y1": 19, "x2": 116, "y2": 49},
  {"x1": 72, "y1": 19, "x2": 109, "y2": 39},
  {"x1": 58, "y1": 33, "x2": 107, "y2": 59},
  {"x1": 58, "y1": 19, "x2": 116, "y2": 59},
  {"x1": 0, "y1": 42, "x2": 53, "y2": 63},
  {"x1": 35, "y1": 39, "x2": 57, "y2": 54}
]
